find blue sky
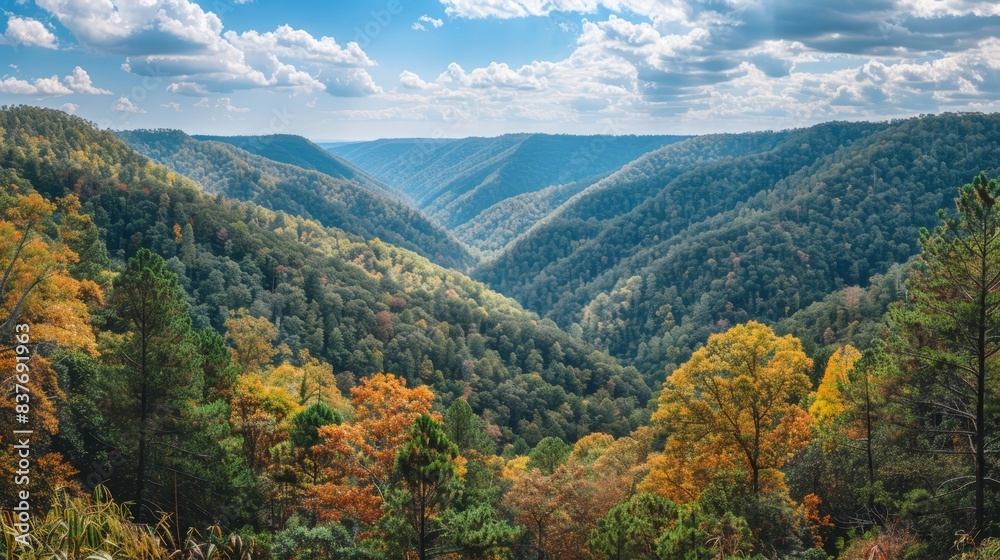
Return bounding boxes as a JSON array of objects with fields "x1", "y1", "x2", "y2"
[{"x1": 3, "y1": 0, "x2": 1000, "y2": 140}]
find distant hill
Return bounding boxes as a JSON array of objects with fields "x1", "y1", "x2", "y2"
[
  {"x1": 117, "y1": 129, "x2": 474, "y2": 270},
  {"x1": 195, "y1": 134, "x2": 401, "y2": 198},
  {"x1": 329, "y1": 134, "x2": 686, "y2": 253},
  {"x1": 473, "y1": 115, "x2": 1000, "y2": 381},
  {"x1": 2, "y1": 105, "x2": 649, "y2": 446}
]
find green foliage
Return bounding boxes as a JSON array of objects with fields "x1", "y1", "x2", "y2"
[
  {"x1": 195, "y1": 133, "x2": 399, "y2": 198},
  {"x1": 290, "y1": 402, "x2": 342, "y2": 450},
  {"x1": 439, "y1": 504, "x2": 521, "y2": 560},
  {"x1": 386, "y1": 414, "x2": 460, "y2": 560},
  {"x1": 0, "y1": 105, "x2": 647, "y2": 448},
  {"x1": 443, "y1": 397, "x2": 494, "y2": 454},
  {"x1": 473, "y1": 115, "x2": 1000, "y2": 387},
  {"x1": 330, "y1": 133, "x2": 685, "y2": 251},
  {"x1": 117, "y1": 129, "x2": 473, "y2": 270},
  {"x1": 891, "y1": 171, "x2": 1000, "y2": 538},
  {"x1": 528, "y1": 436, "x2": 571, "y2": 475},
  {"x1": 272, "y1": 523, "x2": 383, "y2": 560},
  {"x1": 589, "y1": 492, "x2": 677, "y2": 560}
]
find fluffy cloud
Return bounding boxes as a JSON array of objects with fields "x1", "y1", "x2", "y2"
[
  {"x1": 394, "y1": 0, "x2": 1000, "y2": 130},
  {"x1": 113, "y1": 97, "x2": 145, "y2": 113},
  {"x1": 0, "y1": 66, "x2": 110, "y2": 96},
  {"x1": 34, "y1": 0, "x2": 380, "y2": 97},
  {"x1": 59, "y1": 102, "x2": 79, "y2": 114},
  {"x1": 2, "y1": 16, "x2": 57, "y2": 48},
  {"x1": 216, "y1": 97, "x2": 248, "y2": 112},
  {"x1": 412, "y1": 15, "x2": 444, "y2": 31}
]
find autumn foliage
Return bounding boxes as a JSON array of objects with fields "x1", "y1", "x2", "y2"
[{"x1": 309, "y1": 373, "x2": 436, "y2": 525}]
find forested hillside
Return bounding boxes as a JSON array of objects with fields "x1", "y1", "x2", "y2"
[
  {"x1": 195, "y1": 133, "x2": 400, "y2": 198},
  {"x1": 8, "y1": 105, "x2": 1000, "y2": 559},
  {"x1": 329, "y1": 134, "x2": 684, "y2": 253},
  {"x1": 0, "y1": 105, "x2": 658, "y2": 543},
  {"x1": 116, "y1": 129, "x2": 474, "y2": 270},
  {"x1": 474, "y1": 115, "x2": 1000, "y2": 381}
]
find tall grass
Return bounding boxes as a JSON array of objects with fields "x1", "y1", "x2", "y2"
[{"x1": 0, "y1": 486, "x2": 258, "y2": 560}]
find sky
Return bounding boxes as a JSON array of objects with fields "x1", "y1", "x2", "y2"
[{"x1": 2, "y1": 0, "x2": 1000, "y2": 140}]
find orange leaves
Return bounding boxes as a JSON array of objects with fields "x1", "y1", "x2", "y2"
[
  {"x1": 309, "y1": 373, "x2": 435, "y2": 526},
  {"x1": 803, "y1": 493, "x2": 834, "y2": 548},
  {"x1": 649, "y1": 321, "x2": 813, "y2": 498},
  {"x1": 0, "y1": 190, "x2": 101, "y2": 503}
]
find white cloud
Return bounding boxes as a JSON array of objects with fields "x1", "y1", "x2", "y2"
[
  {"x1": 33, "y1": 0, "x2": 380, "y2": 97},
  {"x1": 59, "y1": 102, "x2": 79, "y2": 114},
  {"x1": 224, "y1": 25, "x2": 372, "y2": 67},
  {"x1": 2, "y1": 16, "x2": 57, "y2": 48},
  {"x1": 412, "y1": 14, "x2": 444, "y2": 31},
  {"x1": 0, "y1": 66, "x2": 110, "y2": 96},
  {"x1": 194, "y1": 97, "x2": 210, "y2": 107},
  {"x1": 167, "y1": 81, "x2": 211, "y2": 96},
  {"x1": 161, "y1": 101, "x2": 181, "y2": 110},
  {"x1": 216, "y1": 97, "x2": 249, "y2": 112},
  {"x1": 113, "y1": 97, "x2": 145, "y2": 113},
  {"x1": 63, "y1": 66, "x2": 112, "y2": 94}
]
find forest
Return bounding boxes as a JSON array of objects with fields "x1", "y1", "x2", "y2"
[{"x1": 3, "y1": 105, "x2": 1000, "y2": 560}]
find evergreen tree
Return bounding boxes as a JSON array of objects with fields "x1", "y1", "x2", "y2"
[
  {"x1": 110, "y1": 248, "x2": 200, "y2": 522},
  {"x1": 892, "y1": 171, "x2": 1000, "y2": 538}
]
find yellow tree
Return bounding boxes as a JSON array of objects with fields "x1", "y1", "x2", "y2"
[
  {"x1": 0, "y1": 192, "x2": 99, "y2": 504},
  {"x1": 650, "y1": 321, "x2": 813, "y2": 496},
  {"x1": 809, "y1": 345, "x2": 862, "y2": 432},
  {"x1": 309, "y1": 373, "x2": 435, "y2": 525},
  {"x1": 266, "y1": 350, "x2": 348, "y2": 410},
  {"x1": 224, "y1": 309, "x2": 277, "y2": 373}
]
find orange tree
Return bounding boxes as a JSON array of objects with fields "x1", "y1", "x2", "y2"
[{"x1": 309, "y1": 373, "x2": 435, "y2": 525}]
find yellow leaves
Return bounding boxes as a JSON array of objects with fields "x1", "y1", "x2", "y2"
[
  {"x1": 809, "y1": 345, "x2": 861, "y2": 432},
  {"x1": 225, "y1": 309, "x2": 277, "y2": 373},
  {"x1": 265, "y1": 351, "x2": 349, "y2": 412},
  {"x1": 649, "y1": 321, "x2": 813, "y2": 498},
  {"x1": 503, "y1": 455, "x2": 531, "y2": 479}
]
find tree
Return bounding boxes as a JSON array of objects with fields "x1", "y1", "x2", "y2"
[
  {"x1": 225, "y1": 308, "x2": 277, "y2": 373},
  {"x1": 892, "y1": 171, "x2": 1000, "y2": 536},
  {"x1": 588, "y1": 493, "x2": 676, "y2": 560},
  {"x1": 310, "y1": 373, "x2": 436, "y2": 525},
  {"x1": 809, "y1": 345, "x2": 862, "y2": 431},
  {"x1": 529, "y1": 437, "x2": 572, "y2": 475},
  {"x1": 110, "y1": 248, "x2": 200, "y2": 522},
  {"x1": 0, "y1": 191, "x2": 96, "y2": 506},
  {"x1": 291, "y1": 402, "x2": 342, "y2": 451},
  {"x1": 443, "y1": 398, "x2": 494, "y2": 455},
  {"x1": 651, "y1": 321, "x2": 812, "y2": 496},
  {"x1": 439, "y1": 504, "x2": 520, "y2": 560},
  {"x1": 387, "y1": 414, "x2": 459, "y2": 560}
]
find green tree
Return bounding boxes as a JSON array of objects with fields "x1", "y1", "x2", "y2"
[
  {"x1": 589, "y1": 493, "x2": 677, "y2": 560},
  {"x1": 439, "y1": 504, "x2": 520, "y2": 560},
  {"x1": 110, "y1": 248, "x2": 200, "y2": 522},
  {"x1": 387, "y1": 414, "x2": 460, "y2": 560},
  {"x1": 529, "y1": 436, "x2": 571, "y2": 475},
  {"x1": 290, "y1": 402, "x2": 342, "y2": 451},
  {"x1": 892, "y1": 172, "x2": 1000, "y2": 536},
  {"x1": 443, "y1": 398, "x2": 494, "y2": 454}
]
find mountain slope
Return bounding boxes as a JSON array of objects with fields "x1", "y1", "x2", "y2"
[
  {"x1": 194, "y1": 133, "x2": 400, "y2": 198},
  {"x1": 3, "y1": 105, "x2": 649, "y2": 444},
  {"x1": 117, "y1": 129, "x2": 474, "y2": 270},
  {"x1": 475, "y1": 115, "x2": 1000, "y2": 380},
  {"x1": 329, "y1": 134, "x2": 686, "y2": 251}
]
